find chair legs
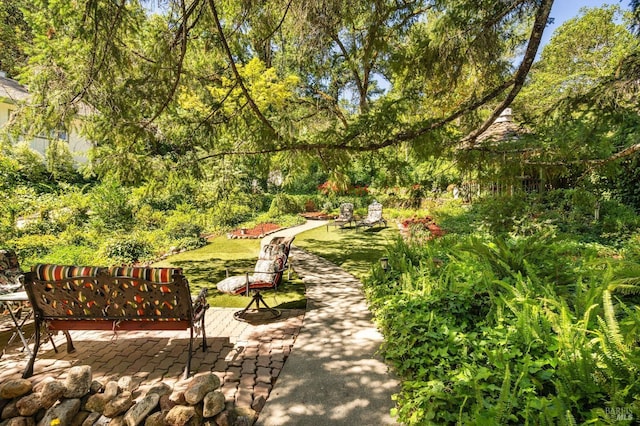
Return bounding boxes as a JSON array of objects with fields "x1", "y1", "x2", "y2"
[{"x1": 233, "y1": 291, "x2": 281, "y2": 321}]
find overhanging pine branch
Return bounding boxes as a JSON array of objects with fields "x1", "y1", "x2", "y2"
[
  {"x1": 142, "y1": 0, "x2": 189, "y2": 128},
  {"x1": 459, "y1": 0, "x2": 554, "y2": 150},
  {"x1": 208, "y1": 0, "x2": 279, "y2": 137},
  {"x1": 194, "y1": 75, "x2": 518, "y2": 162},
  {"x1": 195, "y1": 1, "x2": 556, "y2": 160}
]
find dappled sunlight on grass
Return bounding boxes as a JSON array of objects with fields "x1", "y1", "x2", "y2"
[
  {"x1": 154, "y1": 235, "x2": 306, "y2": 309},
  {"x1": 294, "y1": 225, "x2": 400, "y2": 279},
  {"x1": 153, "y1": 223, "x2": 400, "y2": 308}
]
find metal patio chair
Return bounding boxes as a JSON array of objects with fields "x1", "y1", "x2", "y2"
[
  {"x1": 356, "y1": 200, "x2": 388, "y2": 230},
  {"x1": 216, "y1": 236, "x2": 295, "y2": 321}
]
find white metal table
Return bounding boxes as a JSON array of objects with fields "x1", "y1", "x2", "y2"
[{"x1": 0, "y1": 291, "x2": 33, "y2": 357}]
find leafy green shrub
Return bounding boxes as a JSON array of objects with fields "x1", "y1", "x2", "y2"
[
  {"x1": 469, "y1": 194, "x2": 531, "y2": 235},
  {"x1": 364, "y1": 231, "x2": 639, "y2": 425},
  {"x1": 165, "y1": 209, "x2": 203, "y2": 239},
  {"x1": 38, "y1": 245, "x2": 106, "y2": 266},
  {"x1": 134, "y1": 204, "x2": 166, "y2": 230},
  {"x1": 250, "y1": 213, "x2": 305, "y2": 229},
  {"x1": 0, "y1": 155, "x2": 22, "y2": 191},
  {"x1": 17, "y1": 214, "x2": 62, "y2": 236},
  {"x1": 58, "y1": 225, "x2": 93, "y2": 247},
  {"x1": 268, "y1": 194, "x2": 303, "y2": 215},
  {"x1": 12, "y1": 143, "x2": 49, "y2": 185},
  {"x1": 622, "y1": 232, "x2": 640, "y2": 262},
  {"x1": 89, "y1": 179, "x2": 134, "y2": 231},
  {"x1": 598, "y1": 200, "x2": 640, "y2": 244},
  {"x1": 9, "y1": 234, "x2": 58, "y2": 260},
  {"x1": 45, "y1": 140, "x2": 80, "y2": 183},
  {"x1": 101, "y1": 236, "x2": 154, "y2": 265},
  {"x1": 172, "y1": 236, "x2": 207, "y2": 251},
  {"x1": 209, "y1": 202, "x2": 253, "y2": 228}
]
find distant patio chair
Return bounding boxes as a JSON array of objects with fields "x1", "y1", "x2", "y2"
[
  {"x1": 0, "y1": 249, "x2": 24, "y2": 294},
  {"x1": 356, "y1": 200, "x2": 387, "y2": 230},
  {"x1": 329, "y1": 202, "x2": 355, "y2": 231},
  {"x1": 216, "y1": 236, "x2": 294, "y2": 321}
]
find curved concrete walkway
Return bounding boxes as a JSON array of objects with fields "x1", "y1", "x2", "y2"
[{"x1": 258, "y1": 221, "x2": 400, "y2": 425}]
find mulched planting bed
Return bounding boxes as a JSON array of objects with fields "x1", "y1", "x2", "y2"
[
  {"x1": 399, "y1": 216, "x2": 446, "y2": 240},
  {"x1": 227, "y1": 222, "x2": 282, "y2": 239},
  {"x1": 300, "y1": 212, "x2": 334, "y2": 220}
]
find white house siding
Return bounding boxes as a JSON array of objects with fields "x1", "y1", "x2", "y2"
[{"x1": 0, "y1": 73, "x2": 92, "y2": 164}]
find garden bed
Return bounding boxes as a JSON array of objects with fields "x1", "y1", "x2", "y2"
[
  {"x1": 300, "y1": 212, "x2": 334, "y2": 220},
  {"x1": 398, "y1": 216, "x2": 445, "y2": 240},
  {"x1": 227, "y1": 223, "x2": 282, "y2": 239}
]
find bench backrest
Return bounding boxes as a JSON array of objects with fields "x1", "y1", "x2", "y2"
[{"x1": 25, "y1": 264, "x2": 193, "y2": 321}]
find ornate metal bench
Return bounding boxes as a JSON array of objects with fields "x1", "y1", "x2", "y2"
[{"x1": 22, "y1": 264, "x2": 208, "y2": 379}]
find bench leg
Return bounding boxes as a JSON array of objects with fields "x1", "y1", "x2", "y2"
[
  {"x1": 183, "y1": 327, "x2": 194, "y2": 380},
  {"x1": 64, "y1": 330, "x2": 75, "y2": 353},
  {"x1": 23, "y1": 320, "x2": 42, "y2": 378},
  {"x1": 200, "y1": 316, "x2": 208, "y2": 352}
]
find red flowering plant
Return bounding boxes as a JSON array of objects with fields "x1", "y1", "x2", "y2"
[
  {"x1": 318, "y1": 181, "x2": 340, "y2": 195},
  {"x1": 400, "y1": 216, "x2": 446, "y2": 242}
]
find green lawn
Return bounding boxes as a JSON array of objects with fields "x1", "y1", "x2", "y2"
[
  {"x1": 288, "y1": 223, "x2": 400, "y2": 279},
  {"x1": 153, "y1": 222, "x2": 400, "y2": 308},
  {"x1": 153, "y1": 236, "x2": 307, "y2": 309}
]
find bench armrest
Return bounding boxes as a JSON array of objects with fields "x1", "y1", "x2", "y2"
[{"x1": 192, "y1": 288, "x2": 209, "y2": 323}]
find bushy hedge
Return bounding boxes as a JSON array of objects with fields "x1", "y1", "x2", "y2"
[
  {"x1": 363, "y1": 191, "x2": 640, "y2": 425},
  {"x1": 365, "y1": 233, "x2": 640, "y2": 424},
  {"x1": 464, "y1": 189, "x2": 640, "y2": 245}
]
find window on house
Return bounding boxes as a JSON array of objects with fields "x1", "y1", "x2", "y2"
[{"x1": 55, "y1": 130, "x2": 68, "y2": 141}]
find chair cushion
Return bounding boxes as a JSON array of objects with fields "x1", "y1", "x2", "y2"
[
  {"x1": 0, "y1": 272, "x2": 23, "y2": 295},
  {"x1": 253, "y1": 258, "x2": 281, "y2": 282},
  {"x1": 217, "y1": 275, "x2": 249, "y2": 294},
  {"x1": 0, "y1": 249, "x2": 20, "y2": 272},
  {"x1": 259, "y1": 243, "x2": 287, "y2": 260}
]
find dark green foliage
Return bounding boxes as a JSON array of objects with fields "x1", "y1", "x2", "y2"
[
  {"x1": 102, "y1": 237, "x2": 153, "y2": 265},
  {"x1": 209, "y1": 201, "x2": 253, "y2": 228},
  {"x1": 89, "y1": 180, "x2": 134, "y2": 231},
  {"x1": 0, "y1": 0, "x2": 31, "y2": 76},
  {"x1": 364, "y1": 197, "x2": 640, "y2": 425},
  {"x1": 463, "y1": 189, "x2": 640, "y2": 246},
  {"x1": 268, "y1": 193, "x2": 304, "y2": 216},
  {"x1": 612, "y1": 154, "x2": 640, "y2": 212}
]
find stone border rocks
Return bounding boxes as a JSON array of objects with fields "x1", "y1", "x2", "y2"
[{"x1": 0, "y1": 365, "x2": 254, "y2": 426}]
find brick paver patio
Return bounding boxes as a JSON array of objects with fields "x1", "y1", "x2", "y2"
[{"x1": 0, "y1": 307, "x2": 304, "y2": 414}]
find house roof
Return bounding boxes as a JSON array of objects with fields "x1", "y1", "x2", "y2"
[
  {"x1": 476, "y1": 108, "x2": 528, "y2": 145},
  {"x1": 0, "y1": 75, "x2": 30, "y2": 103},
  {"x1": 0, "y1": 73, "x2": 95, "y2": 116}
]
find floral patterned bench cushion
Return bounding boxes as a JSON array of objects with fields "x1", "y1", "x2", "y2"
[{"x1": 30, "y1": 264, "x2": 192, "y2": 319}]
